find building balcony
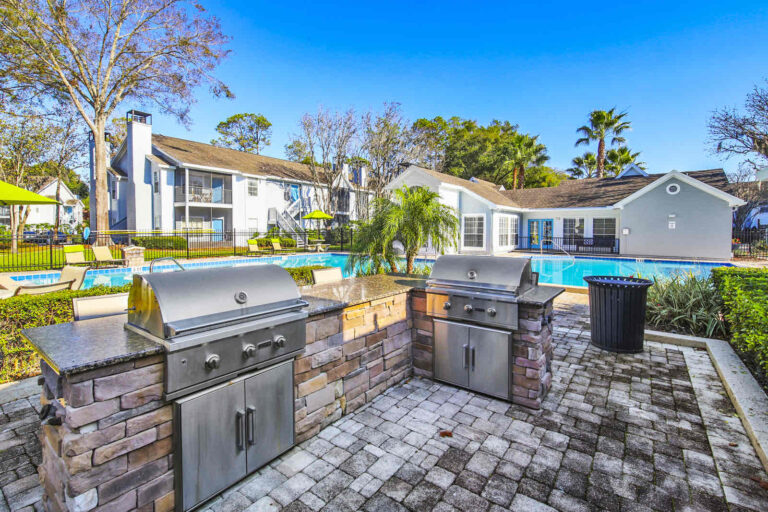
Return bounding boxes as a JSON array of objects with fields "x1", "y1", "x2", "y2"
[{"x1": 174, "y1": 186, "x2": 232, "y2": 204}]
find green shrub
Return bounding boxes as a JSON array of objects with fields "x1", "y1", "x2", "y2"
[
  {"x1": 715, "y1": 267, "x2": 768, "y2": 383},
  {"x1": 0, "y1": 285, "x2": 131, "y2": 383},
  {"x1": 250, "y1": 237, "x2": 297, "y2": 249},
  {"x1": 285, "y1": 265, "x2": 328, "y2": 285},
  {"x1": 0, "y1": 265, "x2": 331, "y2": 383},
  {"x1": 645, "y1": 273, "x2": 727, "y2": 339},
  {"x1": 130, "y1": 236, "x2": 187, "y2": 250}
]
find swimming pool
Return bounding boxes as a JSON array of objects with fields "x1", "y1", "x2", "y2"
[{"x1": 11, "y1": 253, "x2": 731, "y2": 290}]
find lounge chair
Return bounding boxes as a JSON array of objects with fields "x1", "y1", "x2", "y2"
[
  {"x1": 73, "y1": 293, "x2": 128, "y2": 320},
  {"x1": 247, "y1": 240, "x2": 266, "y2": 256},
  {"x1": 92, "y1": 246, "x2": 125, "y2": 267},
  {"x1": 64, "y1": 245, "x2": 88, "y2": 265},
  {"x1": 0, "y1": 265, "x2": 90, "y2": 296},
  {"x1": 270, "y1": 239, "x2": 294, "y2": 254},
  {"x1": 312, "y1": 267, "x2": 343, "y2": 285}
]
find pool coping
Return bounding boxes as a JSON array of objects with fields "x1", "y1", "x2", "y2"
[{"x1": 645, "y1": 329, "x2": 768, "y2": 474}]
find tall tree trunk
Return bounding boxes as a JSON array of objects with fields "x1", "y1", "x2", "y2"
[
  {"x1": 512, "y1": 168, "x2": 519, "y2": 190},
  {"x1": 518, "y1": 166, "x2": 526, "y2": 189},
  {"x1": 93, "y1": 118, "x2": 110, "y2": 242},
  {"x1": 54, "y1": 178, "x2": 62, "y2": 238},
  {"x1": 597, "y1": 138, "x2": 606, "y2": 179},
  {"x1": 10, "y1": 206, "x2": 18, "y2": 254},
  {"x1": 406, "y1": 251, "x2": 416, "y2": 274}
]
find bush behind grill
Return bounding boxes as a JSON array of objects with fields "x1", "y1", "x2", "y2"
[{"x1": 0, "y1": 265, "x2": 328, "y2": 383}]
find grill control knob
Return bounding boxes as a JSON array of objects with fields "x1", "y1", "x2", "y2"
[
  {"x1": 205, "y1": 355, "x2": 221, "y2": 370},
  {"x1": 487, "y1": 308, "x2": 497, "y2": 317},
  {"x1": 443, "y1": 301, "x2": 451, "y2": 310},
  {"x1": 464, "y1": 304, "x2": 473, "y2": 313},
  {"x1": 273, "y1": 335, "x2": 286, "y2": 348},
  {"x1": 243, "y1": 344, "x2": 257, "y2": 358}
]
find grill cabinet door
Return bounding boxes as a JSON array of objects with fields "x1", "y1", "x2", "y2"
[
  {"x1": 175, "y1": 381, "x2": 246, "y2": 511},
  {"x1": 468, "y1": 325, "x2": 510, "y2": 399},
  {"x1": 244, "y1": 360, "x2": 295, "y2": 473},
  {"x1": 433, "y1": 319, "x2": 470, "y2": 388}
]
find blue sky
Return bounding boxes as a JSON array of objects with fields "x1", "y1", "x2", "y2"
[{"x1": 147, "y1": 0, "x2": 768, "y2": 175}]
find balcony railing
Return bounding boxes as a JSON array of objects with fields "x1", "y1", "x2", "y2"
[
  {"x1": 174, "y1": 186, "x2": 232, "y2": 204},
  {"x1": 516, "y1": 235, "x2": 620, "y2": 254}
]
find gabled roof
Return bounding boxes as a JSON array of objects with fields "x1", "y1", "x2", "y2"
[
  {"x1": 502, "y1": 169, "x2": 736, "y2": 209},
  {"x1": 395, "y1": 166, "x2": 519, "y2": 208},
  {"x1": 151, "y1": 134, "x2": 315, "y2": 182}
]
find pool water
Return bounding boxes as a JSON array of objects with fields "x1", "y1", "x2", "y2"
[{"x1": 13, "y1": 253, "x2": 730, "y2": 290}]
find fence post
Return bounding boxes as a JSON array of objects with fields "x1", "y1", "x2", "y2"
[
  {"x1": 49, "y1": 232, "x2": 54, "y2": 270},
  {"x1": 340, "y1": 227, "x2": 344, "y2": 251},
  {"x1": 185, "y1": 229, "x2": 190, "y2": 260},
  {"x1": 233, "y1": 228, "x2": 236, "y2": 256}
]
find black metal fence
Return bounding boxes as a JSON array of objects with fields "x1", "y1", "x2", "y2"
[
  {"x1": 732, "y1": 229, "x2": 768, "y2": 259},
  {"x1": 0, "y1": 227, "x2": 356, "y2": 272},
  {"x1": 516, "y1": 236, "x2": 620, "y2": 255}
]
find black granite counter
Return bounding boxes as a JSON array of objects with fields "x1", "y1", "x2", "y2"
[
  {"x1": 22, "y1": 274, "x2": 428, "y2": 377},
  {"x1": 22, "y1": 314, "x2": 163, "y2": 377},
  {"x1": 302, "y1": 274, "x2": 427, "y2": 316}
]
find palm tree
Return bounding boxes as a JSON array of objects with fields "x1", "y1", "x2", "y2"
[
  {"x1": 492, "y1": 133, "x2": 549, "y2": 189},
  {"x1": 347, "y1": 186, "x2": 459, "y2": 274},
  {"x1": 604, "y1": 147, "x2": 646, "y2": 177},
  {"x1": 575, "y1": 108, "x2": 631, "y2": 178},
  {"x1": 566, "y1": 152, "x2": 597, "y2": 179}
]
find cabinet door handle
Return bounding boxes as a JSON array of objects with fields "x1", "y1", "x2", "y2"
[
  {"x1": 462, "y1": 344, "x2": 469, "y2": 369},
  {"x1": 235, "y1": 410, "x2": 245, "y2": 450},
  {"x1": 470, "y1": 346, "x2": 476, "y2": 371},
  {"x1": 246, "y1": 406, "x2": 256, "y2": 446}
]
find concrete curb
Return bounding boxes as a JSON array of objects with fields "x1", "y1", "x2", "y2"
[{"x1": 645, "y1": 329, "x2": 768, "y2": 473}]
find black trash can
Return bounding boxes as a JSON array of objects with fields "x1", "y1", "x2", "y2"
[{"x1": 583, "y1": 276, "x2": 653, "y2": 353}]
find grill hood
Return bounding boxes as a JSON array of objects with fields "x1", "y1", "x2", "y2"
[
  {"x1": 427, "y1": 255, "x2": 535, "y2": 296},
  {"x1": 127, "y1": 265, "x2": 306, "y2": 340}
]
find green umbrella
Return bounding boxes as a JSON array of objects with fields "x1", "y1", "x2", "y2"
[
  {"x1": 302, "y1": 210, "x2": 333, "y2": 220},
  {"x1": 0, "y1": 180, "x2": 59, "y2": 206},
  {"x1": 302, "y1": 209, "x2": 333, "y2": 234}
]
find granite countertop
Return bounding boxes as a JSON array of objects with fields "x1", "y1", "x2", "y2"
[
  {"x1": 22, "y1": 274, "x2": 428, "y2": 377},
  {"x1": 302, "y1": 274, "x2": 427, "y2": 316},
  {"x1": 22, "y1": 314, "x2": 163, "y2": 377}
]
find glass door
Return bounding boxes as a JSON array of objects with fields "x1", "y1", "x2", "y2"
[{"x1": 528, "y1": 219, "x2": 553, "y2": 249}]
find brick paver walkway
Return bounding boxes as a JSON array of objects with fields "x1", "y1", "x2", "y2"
[{"x1": 3, "y1": 293, "x2": 768, "y2": 511}]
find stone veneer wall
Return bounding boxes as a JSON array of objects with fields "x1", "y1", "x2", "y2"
[
  {"x1": 36, "y1": 288, "x2": 555, "y2": 512},
  {"x1": 410, "y1": 290, "x2": 555, "y2": 409},
  {"x1": 294, "y1": 292, "x2": 414, "y2": 443},
  {"x1": 38, "y1": 354, "x2": 173, "y2": 512}
]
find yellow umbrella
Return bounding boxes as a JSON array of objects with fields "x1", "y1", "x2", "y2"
[{"x1": 0, "y1": 180, "x2": 59, "y2": 206}]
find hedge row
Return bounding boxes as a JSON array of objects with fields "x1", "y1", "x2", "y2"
[
  {"x1": 0, "y1": 265, "x2": 329, "y2": 384},
  {"x1": 250, "y1": 237, "x2": 297, "y2": 249},
  {"x1": 130, "y1": 236, "x2": 187, "y2": 250},
  {"x1": 712, "y1": 267, "x2": 768, "y2": 386}
]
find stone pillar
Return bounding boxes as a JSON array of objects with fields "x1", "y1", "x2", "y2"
[
  {"x1": 37, "y1": 355, "x2": 173, "y2": 512},
  {"x1": 121, "y1": 245, "x2": 144, "y2": 268},
  {"x1": 511, "y1": 302, "x2": 555, "y2": 409}
]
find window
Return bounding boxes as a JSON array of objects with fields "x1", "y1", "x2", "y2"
[
  {"x1": 111, "y1": 182, "x2": 117, "y2": 200},
  {"x1": 563, "y1": 218, "x2": 585, "y2": 239},
  {"x1": 593, "y1": 218, "x2": 616, "y2": 238},
  {"x1": 248, "y1": 179, "x2": 259, "y2": 197},
  {"x1": 462, "y1": 214, "x2": 485, "y2": 249},
  {"x1": 497, "y1": 215, "x2": 518, "y2": 248},
  {"x1": 153, "y1": 172, "x2": 159, "y2": 193},
  {"x1": 666, "y1": 183, "x2": 680, "y2": 195}
]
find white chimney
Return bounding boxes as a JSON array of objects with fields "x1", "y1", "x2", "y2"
[{"x1": 125, "y1": 110, "x2": 153, "y2": 231}]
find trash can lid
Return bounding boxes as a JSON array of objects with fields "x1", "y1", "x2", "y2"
[{"x1": 583, "y1": 275, "x2": 653, "y2": 287}]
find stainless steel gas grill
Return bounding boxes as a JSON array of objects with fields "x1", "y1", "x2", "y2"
[
  {"x1": 426, "y1": 255, "x2": 560, "y2": 403},
  {"x1": 125, "y1": 265, "x2": 308, "y2": 511}
]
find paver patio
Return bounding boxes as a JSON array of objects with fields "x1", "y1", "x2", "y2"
[{"x1": 3, "y1": 293, "x2": 768, "y2": 511}]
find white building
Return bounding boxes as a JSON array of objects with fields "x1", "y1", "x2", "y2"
[
  {"x1": 24, "y1": 178, "x2": 85, "y2": 230},
  {"x1": 386, "y1": 164, "x2": 745, "y2": 260},
  {"x1": 93, "y1": 111, "x2": 371, "y2": 234}
]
